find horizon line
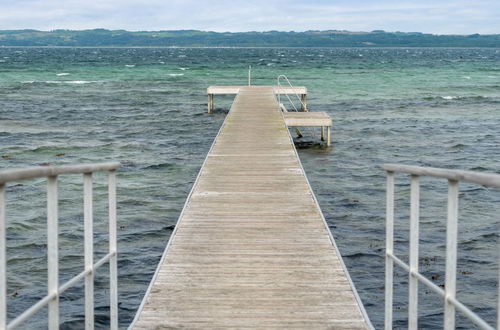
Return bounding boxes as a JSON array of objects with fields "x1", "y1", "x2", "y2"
[{"x1": 0, "y1": 28, "x2": 496, "y2": 36}]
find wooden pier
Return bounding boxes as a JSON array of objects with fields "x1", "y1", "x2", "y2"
[{"x1": 131, "y1": 86, "x2": 370, "y2": 329}]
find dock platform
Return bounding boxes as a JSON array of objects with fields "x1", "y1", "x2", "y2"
[
  {"x1": 283, "y1": 112, "x2": 332, "y2": 146},
  {"x1": 207, "y1": 85, "x2": 307, "y2": 113},
  {"x1": 132, "y1": 86, "x2": 370, "y2": 329}
]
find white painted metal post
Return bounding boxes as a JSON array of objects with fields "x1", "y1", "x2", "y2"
[
  {"x1": 0, "y1": 163, "x2": 120, "y2": 329},
  {"x1": 108, "y1": 170, "x2": 118, "y2": 330},
  {"x1": 408, "y1": 175, "x2": 420, "y2": 330},
  {"x1": 248, "y1": 65, "x2": 251, "y2": 86},
  {"x1": 47, "y1": 176, "x2": 59, "y2": 329},
  {"x1": 444, "y1": 180, "x2": 459, "y2": 329},
  {"x1": 0, "y1": 184, "x2": 6, "y2": 329},
  {"x1": 83, "y1": 173, "x2": 94, "y2": 329},
  {"x1": 385, "y1": 172, "x2": 395, "y2": 330}
]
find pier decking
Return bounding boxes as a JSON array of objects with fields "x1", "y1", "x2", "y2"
[{"x1": 132, "y1": 86, "x2": 370, "y2": 329}]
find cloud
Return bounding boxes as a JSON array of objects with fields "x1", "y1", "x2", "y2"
[{"x1": 0, "y1": 0, "x2": 498, "y2": 34}]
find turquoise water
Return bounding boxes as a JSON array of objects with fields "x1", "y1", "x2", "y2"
[{"x1": 0, "y1": 47, "x2": 499, "y2": 328}]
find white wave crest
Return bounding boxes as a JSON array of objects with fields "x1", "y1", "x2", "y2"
[
  {"x1": 64, "y1": 80, "x2": 97, "y2": 84},
  {"x1": 45, "y1": 80, "x2": 97, "y2": 84}
]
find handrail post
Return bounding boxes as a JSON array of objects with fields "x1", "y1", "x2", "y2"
[
  {"x1": 0, "y1": 163, "x2": 120, "y2": 329},
  {"x1": 444, "y1": 180, "x2": 459, "y2": 329},
  {"x1": 47, "y1": 176, "x2": 59, "y2": 329},
  {"x1": 108, "y1": 170, "x2": 118, "y2": 330},
  {"x1": 385, "y1": 171, "x2": 395, "y2": 330},
  {"x1": 84, "y1": 173, "x2": 94, "y2": 329},
  {"x1": 248, "y1": 65, "x2": 251, "y2": 86},
  {"x1": 276, "y1": 75, "x2": 306, "y2": 112},
  {"x1": 383, "y1": 164, "x2": 500, "y2": 329},
  {"x1": 0, "y1": 184, "x2": 6, "y2": 329},
  {"x1": 408, "y1": 175, "x2": 420, "y2": 330}
]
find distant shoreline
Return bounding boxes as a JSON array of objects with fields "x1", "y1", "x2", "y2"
[
  {"x1": 2, "y1": 45, "x2": 500, "y2": 49},
  {"x1": 1, "y1": 29, "x2": 499, "y2": 47}
]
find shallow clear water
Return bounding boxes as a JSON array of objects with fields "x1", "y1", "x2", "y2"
[{"x1": 0, "y1": 47, "x2": 499, "y2": 329}]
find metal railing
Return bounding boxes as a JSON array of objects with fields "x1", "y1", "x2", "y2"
[
  {"x1": 383, "y1": 163, "x2": 500, "y2": 330},
  {"x1": 277, "y1": 74, "x2": 307, "y2": 112},
  {"x1": 0, "y1": 162, "x2": 120, "y2": 329}
]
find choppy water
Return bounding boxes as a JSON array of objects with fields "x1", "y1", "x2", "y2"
[{"x1": 1, "y1": 47, "x2": 499, "y2": 329}]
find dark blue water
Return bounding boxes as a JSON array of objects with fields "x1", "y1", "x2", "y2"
[{"x1": 0, "y1": 47, "x2": 499, "y2": 328}]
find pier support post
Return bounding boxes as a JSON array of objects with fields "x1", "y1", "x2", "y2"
[
  {"x1": 208, "y1": 94, "x2": 213, "y2": 114},
  {"x1": 301, "y1": 94, "x2": 307, "y2": 111},
  {"x1": 327, "y1": 126, "x2": 331, "y2": 146},
  {"x1": 321, "y1": 126, "x2": 325, "y2": 141}
]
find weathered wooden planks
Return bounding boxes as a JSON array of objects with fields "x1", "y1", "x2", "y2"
[
  {"x1": 282, "y1": 112, "x2": 332, "y2": 127},
  {"x1": 282, "y1": 112, "x2": 332, "y2": 146},
  {"x1": 132, "y1": 86, "x2": 370, "y2": 329}
]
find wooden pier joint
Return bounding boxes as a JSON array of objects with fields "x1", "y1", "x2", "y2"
[
  {"x1": 301, "y1": 94, "x2": 307, "y2": 111},
  {"x1": 207, "y1": 93, "x2": 213, "y2": 113}
]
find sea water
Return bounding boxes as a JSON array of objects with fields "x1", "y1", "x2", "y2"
[{"x1": 0, "y1": 47, "x2": 499, "y2": 329}]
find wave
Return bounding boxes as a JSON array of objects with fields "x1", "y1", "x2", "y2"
[
  {"x1": 64, "y1": 80, "x2": 97, "y2": 84},
  {"x1": 144, "y1": 163, "x2": 176, "y2": 170},
  {"x1": 34, "y1": 80, "x2": 100, "y2": 84},
  {"x1": 56, "y1": 72, "x2": 70, "y2": 76},
  {"x1": 167, "y1": 73, "x2": 184, "y2": 77},
  {"x1": 422, "y1": 95, "x2": 490, "y2": 101},
  {"x1": 469, "y1": 166, "x2": 489, "y2": 171}
]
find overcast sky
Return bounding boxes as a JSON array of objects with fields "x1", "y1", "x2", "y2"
[{"x1": 1, "y1": 0, "x2": 499, "y2": 34}]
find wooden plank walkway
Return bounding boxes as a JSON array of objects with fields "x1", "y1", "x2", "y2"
[{"x1": 132, "y1": 86, "x2": 371, "y2": 329}]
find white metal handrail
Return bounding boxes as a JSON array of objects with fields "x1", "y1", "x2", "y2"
[
  {"x1": 0, "y1": 162, "x2": 120, "y2": 329},
  {"x1": 277, "y1": 74, "x2": 307, "y2": 112},
  {"x1": 383, "y1": 163, "x2": 500, "y2": 330}
]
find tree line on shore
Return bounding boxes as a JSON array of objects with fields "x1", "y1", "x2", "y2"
[{"x1": 1, "y1": 29, "x2": 499, "y2": 47}]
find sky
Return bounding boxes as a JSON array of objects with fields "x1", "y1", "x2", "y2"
[{"x1": 1, "y1": 0, "x2": 499, "y2": 34}]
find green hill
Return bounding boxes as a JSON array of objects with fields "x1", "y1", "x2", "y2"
[{"x1": 1, "y1": 29, "x2": 499, "y2": 47}]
